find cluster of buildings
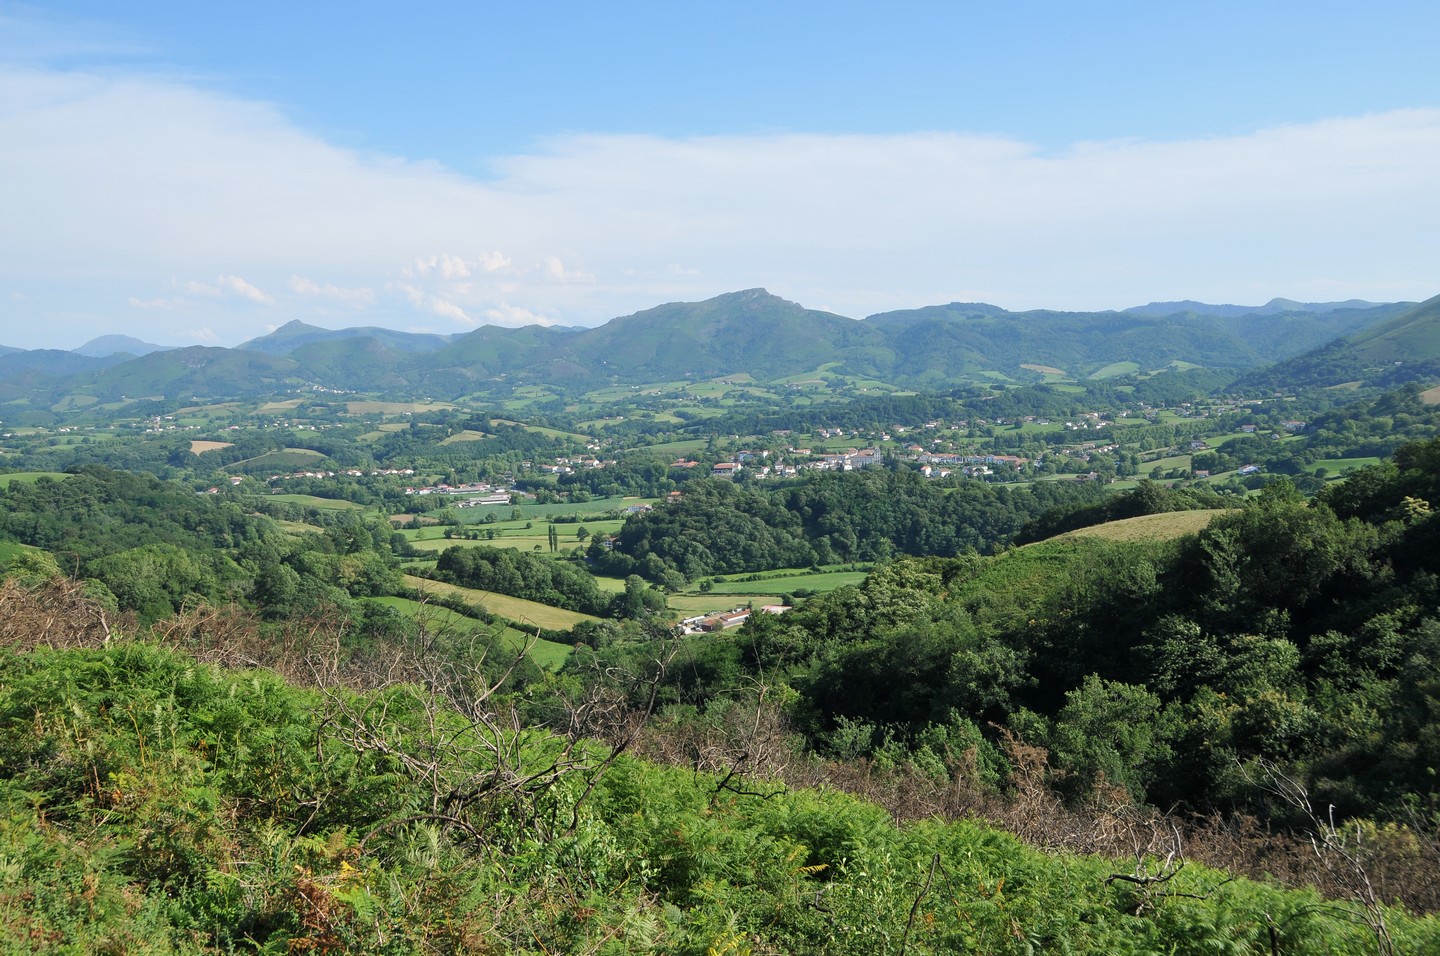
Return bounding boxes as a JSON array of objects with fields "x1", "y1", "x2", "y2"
[{"x1": 677, "y1": 604, "x2": 790, "y2": 635}]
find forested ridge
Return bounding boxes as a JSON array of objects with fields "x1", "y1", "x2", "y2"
[{"x1": 592, "y1": 470, "x2": 1109, "y2": 581}]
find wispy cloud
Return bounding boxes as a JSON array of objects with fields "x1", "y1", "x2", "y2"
[
  {"x1": 216, "y1": 275, "x2": 273, "y2": 304},
  {"x1": 2, "y1": 52, "x2": 1438, "y2": 347},
  {"x1": 288, "y1": 275, "x2": 375, "y2": 306}
]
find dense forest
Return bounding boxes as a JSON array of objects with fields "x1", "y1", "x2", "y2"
[
  {"x1": 591, "y1": 471, "x2": 1109, "y2": 581},
  {"x1": 650, "y1": 438, "x2": 1440, "y2": 827}
]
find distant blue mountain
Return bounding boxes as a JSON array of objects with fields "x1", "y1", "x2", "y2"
[
  {"x1": 1124, "y1": 297, "x2": 1381, "y2": 319},
  {"x1": 74, "y1": 335, "x2": 173, "y2": 358},
  {"x1": 239, "y1": 320, "x2": 456, "y2": 355}
]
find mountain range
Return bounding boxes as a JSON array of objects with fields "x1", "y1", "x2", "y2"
[{"x1": 1, "y1": 290, "x2": 1434, "y2": 405}]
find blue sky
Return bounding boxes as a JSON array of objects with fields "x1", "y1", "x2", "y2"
[{"x1": 2, "y1": 1, "x2": 1438, "y2": 349}]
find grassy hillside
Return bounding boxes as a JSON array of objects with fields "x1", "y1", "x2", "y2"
[
  {"x1": 405, "y1": 573, "x2": 596, "y2": 635},
  {"x1": 1240, "y1": 293, "x2": 1440, "y2": 390},
  {"x1": 1051, "y1": 509, "x2": 1220, "y2": 543},
  {"x1": 3, "y1": 633, "x2": 1434, "y2": 953}
]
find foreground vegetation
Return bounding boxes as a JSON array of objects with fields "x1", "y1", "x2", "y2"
[{"x1": 3, "y1": 600, "x2": 1435, "y2": 954}]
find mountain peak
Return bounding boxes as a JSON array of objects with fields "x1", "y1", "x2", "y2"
[{"x1": 73, "y1": 334, "x2": 171, "y2": 358}]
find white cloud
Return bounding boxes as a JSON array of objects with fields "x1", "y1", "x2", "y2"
[
  {"x1": 128, "y1": 295, "x2": 184, "y2": 309},
  {"x1": 288, "y1": 275, "x2": 375, "y2": 306},
  {"x1": 484, "y1": 303, "x2": 554, "y2": 327},
  {"x1": 476, "y1": 250, "x2": 511, "y2": 273},
  {"x1": 395, "y1": 282, "x2": 473, "y2": 325},
  {"x1": 216, "y1": 275, "x2": 273, "y2": 305},
  {"x1": 1, "y1": 53, "x2": 1438, "y2": 348}
]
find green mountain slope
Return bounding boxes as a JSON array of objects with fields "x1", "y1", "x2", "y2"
[
  {"x1": 84, "y1": 346, "x2": 306, "y2": 400},
  {"x1": 575, "y1": 288, "x2": 887, "y2": 381},
  {"x1": 241, "y1": 319, "x2": 455, "y2": 355},
  {"x1": 1237, "y1": 293, "x2": 1440, "y2": 390},
  {"x1": 8, "y1": 289, "x2": 1427, "y2": 401}
]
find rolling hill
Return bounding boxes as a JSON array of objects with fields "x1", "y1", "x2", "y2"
[
  {"x1": 2, "y1": 289, "x2": 1430, "y2": 402},
  {"x1": 73, "y1": 334, "x2": 172, "y2": 358},
  {"x1": 240, "y1": 319, "x2": 456, "y2": 355},
  {"x1": 1235, "y1": 293, "x2": 1440, "y2": 390}
]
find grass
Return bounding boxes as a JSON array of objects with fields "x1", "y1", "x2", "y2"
[
  {"x1": 450, "y1": 496, "x2": 653, "y2": 523},
  {"x1": 0, "y1": 540, "x2": 37, "y2": 563},
  {"x1": 372, "y1": 595, "x2": 572, "y2": 670},
  {"x1": 189, "y1": 440, "x2": 234, "y2": 454},
  {"x1": 439, "y1": 430, "x2": 487, "y2": 444},
  {"x1": 1144, "y1": 454, "x2": 1193, "y2": 473},
  {"x1": 224, "y1": 448, "x2": 327, "y2": 471},
  {"x1": 1089, "y1": 361, "x2": 1140, "y2": 379},
  {"x1": 702, "y1": 570, "x2": 869, "y2": 596},
  {"x1": 1313, "y1": 457, "x2": 1383, "y2": 474},
  {"x1": 0, "y1": 471, "x2": 67, "y2": 487},
  {"x1": 668, "y1": 594, "x2": 774, "y2": 616},
  {"x1": 273, "y1": 519, "x2": 326, "y2": 535},
  {"x1": 404, "y1": 575, "x2": 593, "y2": 641},
  {"x1": 1052, "y1": 510, "x2": 1223, "y2": 543},
  {"x1": 346, "y1": 401, "x2": 456, "y2": 415},
  {"x1": 267, "y1": 493, "x2": 367, "y2": 510},
  {"x1": 489, "y1": 419, "x2": 593, "y2": 441},
  {"x1": 1421, "y1": 385, "x2": 1440, "y2": 405}
]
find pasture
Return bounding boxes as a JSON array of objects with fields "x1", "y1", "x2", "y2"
[
  {"x1": 1052, "y1": 509, "x2": 1223, "y2": 543},
  {"x1": 372, "y1": 594, "x2": 572, "y2": 670},
  {"x1": 702, "y1": 569, "x2": 869, "y2": 596},
  {"x1": 403, "y1": 575, "x2": 593, "y2": 640},
  {"x1": 345, "y1": 401, "x2": 456, "y2": 415},
  {"x1": 224, "y1": 448, "x2": 327, "y2": 471},
  {"x1": 267, "y1": 494, "x2": 367, "y2": 510},
  {"x1": 0, "y1": 471, "x2": 67, "y2": 488}
]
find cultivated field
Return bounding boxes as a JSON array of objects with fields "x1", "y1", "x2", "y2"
[
  {"x1": 373, "y1": 594, "x2": 572, "y2": 670},
  {"x1": 267, "y1": 494, "x2": 367, "y2": 510},
  {"x1": 404, "y1": 575, "x2": 597, "y2": 634}
]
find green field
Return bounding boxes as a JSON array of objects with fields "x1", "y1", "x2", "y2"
[
  {"x1": 403, "y1": 576, "x2": 593, "y2": 645},
  {"x1": 0, "y1": 540, "x2": 38, "y2": 563},
  {"x1": 489, "y1": 419, "x2": 593, "y2": 441},
  {"x1": 668, "y1": 594, "x2": 774, "y2": 616},
  {"x1": 1313, "y1": 456, "x2": 1383, "y2": 474},
  {"x1": 346, "y1": 401, "x2": 456, "y2": 415},
  {"x1": 224, "y1": 448, "x2": 327, "y2": 471},
  {"x1": 375, "y1": 593, "x2": 573, "y2": 670},
  {"x1": 1051, "y1": 509, "x2": 1223, "y2": 544},
  {"x1": 267, "y1": 493, "x2": 367, "y2": 510},
  {"x1": 439, "y1": 430, "x2": 487, "y2": 444},
  {"x1": 449, "y1": 496, "x2": 653, "y2": 523},
  {"x1": 700, "y1": 568, "x2": 870, "y2": 596},
  {"x1": 0, "y1": 471, "x2": 67, "y2": 487},
  {"x1": 1089, "y1": 361, "x2": 1140, "y2": 379}
]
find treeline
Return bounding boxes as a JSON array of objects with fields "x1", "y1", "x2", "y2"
[
  {"x1": 429, "y1": 545, "x2": 624, "y2": 618},
  {"x1": 714, "y1": 437, "x2": 1440, "y2": 823},
  {"x1": 590, "y1": 471, "x2": 1108, "y2": 582},
  {"x1": 0, "y1": 466, "x2": 407, "y2": 623}
]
